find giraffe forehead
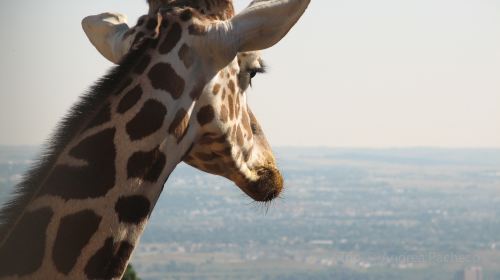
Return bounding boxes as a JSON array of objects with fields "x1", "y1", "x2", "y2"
[
  {"x1": 150, "y1": 0, "x2": 235, "y2": 20},
  {"x1": 238, "y1": 52, "x2": 263, "y2": 70}
]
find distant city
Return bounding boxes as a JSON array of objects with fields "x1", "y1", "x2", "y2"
[{"x1": 1, "y1": 146, "x2": 499, "y2": 280}]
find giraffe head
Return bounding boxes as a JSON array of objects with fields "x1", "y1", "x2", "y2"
[
  {"x1": 183, "y1": 51, "x2": 282, "y2": 202},
  {"x1": 82, "y1": 0, "x2": 310, "y2": 202}
]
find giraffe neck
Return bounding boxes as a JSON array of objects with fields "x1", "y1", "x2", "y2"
[{"x1": 0, "y1": 38, "x2": 196, "y2": 279}]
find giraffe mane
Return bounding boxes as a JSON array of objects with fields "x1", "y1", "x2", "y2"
[{"x1": 0, "y1": 37, "x2": 156, "y2": 240}]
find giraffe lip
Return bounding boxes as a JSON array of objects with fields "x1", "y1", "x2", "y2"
[{"x1": 240, "y1": 166, "x2": 284, "y2": 202}]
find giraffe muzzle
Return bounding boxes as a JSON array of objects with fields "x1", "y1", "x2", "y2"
[{"x1": 240, "y1": 166, "x2": 284, "y2": 202}]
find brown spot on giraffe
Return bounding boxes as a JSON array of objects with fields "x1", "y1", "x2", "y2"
[
  {"x1": 212, "y1": 83, "x2": 221, "y2": 95},
  {"x1": 127, "y1": 146, "x2": 167, "y2": 182},
  {"x1": 52, "y1": 210, "x2": 102, "y2": 275},
  {"x1": 178, "y1": 44, "x2": 194, "y2": 68},
  {"x1": 188, "y1": 24, "x2": 207, "y2": 35},
  {"x1": 220, "y1": 105, "x2": 228, "y2": 123},
  {"x1": 236, "y1": 125, "x2": 244, "y2": 146},
  {"x1": 115, "y1": 195, "x2": 151, "y2": 224},
  {"x1": 117, "y1": 85, "x2": 143, "y2": 114},
  {"x1": 180, "y1": 9, "x2": 193, "y2": 21},
  {"x1": 159, "y1": 22, "x2": 182, "y2": 54},
  {"x1": 85, "y1": 103, "x2": 111, "y2": 130},
  {"x1": 126, "y1": 99, "x2": 167, "y2": 141},
  {"x1": 195, "y1": 152, "x2": 219, "y2": 161},
  {"x1": 220, "y1": 146, "x2": 233, "y2": 157},
  {"x1": 204, "y1": 163, "x2": 223, "y2": 174},
  {"x1": 113, "y1": 78, "x2": 133, "y2": 96},
  {"x1": 39, "y1": 128, "x2": 116, "y2": 199},
  {"x1": 228, "y1": 79, "x2": 235, "y2": 94},
  {"x1": 199, "y1": 133, "x2": 225, "y2": 145},
  {"x1": 197, "y1": 105, "x2": 215, "y2": 126},
  {"x1": 213, "y1": 135, "x2": 227, "y2": 144},
  {"x1": 145, "y1": 17, "x2": 158, "y2": 30},
  {"x1": 149, "y1": 36, "x2": 160, "y2": 49},
  {"x1": 84, "y1": 237, "x2": 134, "y2": 279},
  {"x1": 222, "y1": 88, "x2": 227, "y2": 100},
  {"x1": 0, "y1": 207, "x2": 53, "y2": 277},
  {"x1": 204, "y1": 1, "x2": 212, "y2": 11},
  {"x1": 161, "y1": 18, "x2": 169, "y2": 29},
  {"x1": 132, "y1": 31, "x2": 145, "y2": 47},
  {"x1": 133, "y1": 54, "x2": 152, "y2": 74},
  {"x1": 242, "y1": 111, "x2": 252, "y2": 139},
  {"x1": 169, "y1": 108, "x2": 190, "y2": 142},
  {"x1": 228, "y1": 95, "x2": 235, "y2": 120},
  {"x1": 243, "y1": 146, "x2": 253, "y2": 161},
  {"x1": 110, "y1": 241, "x2": 134, "y2": 277},
  {"x1": 148, "y1": 63, "x2": 185, "y2": 99},
  {"x1": 137, "y1": 15, "x2": 146, "y2": 26},
  {"x1": 184, "y1": 154, "x2": 195, "y2": 162}
]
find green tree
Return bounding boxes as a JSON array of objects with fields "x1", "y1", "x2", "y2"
[{"x1": 122, "y1": 264, "x2": 140, "y2": 280}]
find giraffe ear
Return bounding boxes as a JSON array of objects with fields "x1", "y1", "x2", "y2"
[
  {"x1": 82, "y1": 13, "x2": 162, "y2": 64},
  {"x1": 82, "y1": 12, "x2": 133, "y2": 63},
  {"x1": 226, "y1": 0, "x2": 311, "y2": 52}
]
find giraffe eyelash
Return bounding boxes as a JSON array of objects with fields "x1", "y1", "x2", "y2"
[
  {"x1": 247, "y1": 59, "x2": 267, "y2": 75},
  {"x1": 248, "y1": 66, "x2": 266, "y2": 80},
  {"x1": 249, "y1": 67, "x2": 266, "y2": 74}
]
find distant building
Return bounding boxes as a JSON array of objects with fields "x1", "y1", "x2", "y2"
[
  {"x1": 465, "y1": 267, "x2": 483, "y2": 280},
  {"x1": 309, "y1": 240, "x2": 334, "y2": 245},
  {"x1": 454, "y1": 267, "x2": 483, "y2": 280}
]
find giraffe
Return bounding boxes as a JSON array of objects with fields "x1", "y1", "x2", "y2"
[{"x1": 0, "y1": 0, "x2": 310, "y2": 279}]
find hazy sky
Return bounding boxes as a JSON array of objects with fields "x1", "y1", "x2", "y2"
[{"x1": 0, "y1": 0, "x2": 498, "y2": 147}]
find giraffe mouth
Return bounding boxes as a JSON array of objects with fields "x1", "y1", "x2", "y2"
[{"x1": 239, "y1": 166, "x2": 284, "y2": 202}]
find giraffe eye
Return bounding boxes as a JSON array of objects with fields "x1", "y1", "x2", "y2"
[
  {"x1": 249, "y1": 70, "x2": 257, "y2": 79},
  {"x1": 238, "y1": 67, "x2": 265, "y2": 92}
]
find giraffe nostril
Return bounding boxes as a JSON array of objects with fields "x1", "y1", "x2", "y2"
[{"x1": 264, "y1": 190, "x2": 280, "y2": 201}]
